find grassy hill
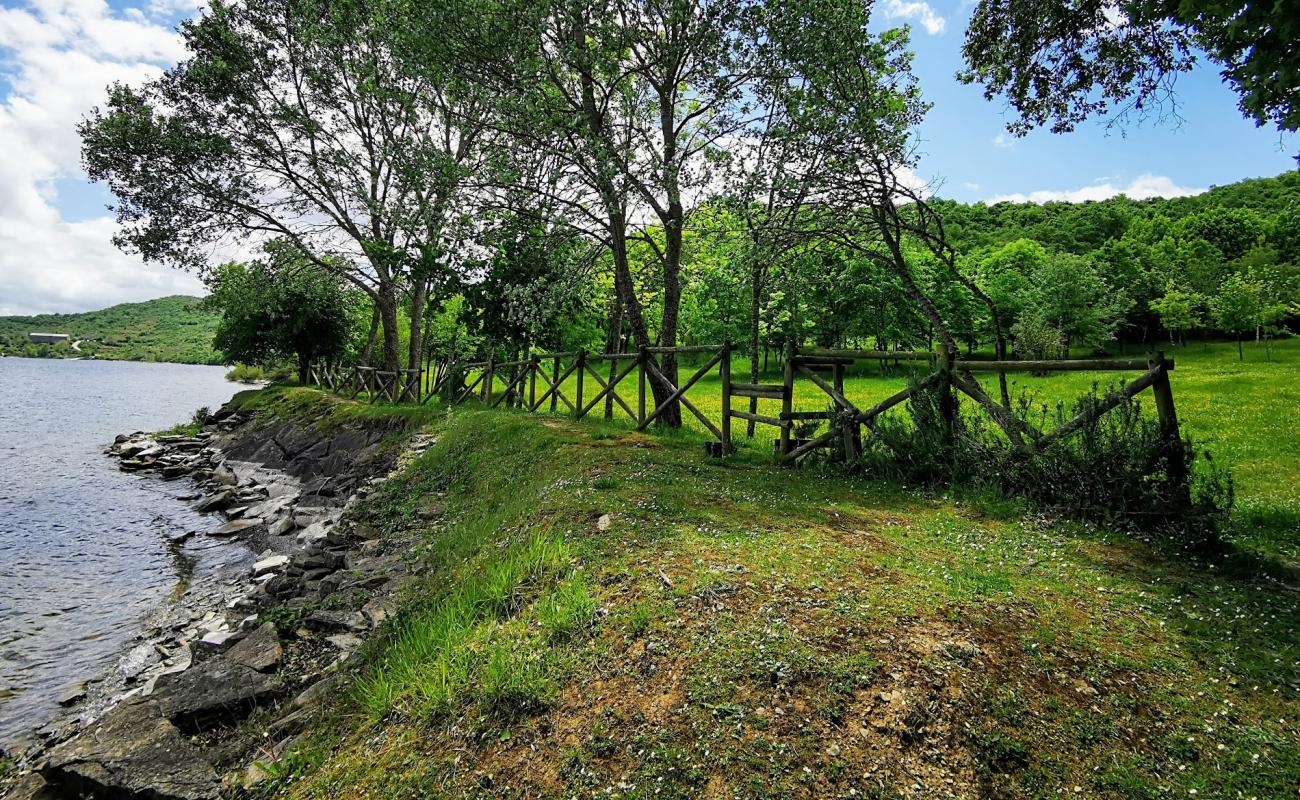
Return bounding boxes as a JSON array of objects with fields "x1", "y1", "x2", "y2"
[
  {"x1": 233, "y1": 388, "x2": 1299, "y2": 800},
  {"x1": 0, "y1": 295, "x2": 221, "y2": 365}
]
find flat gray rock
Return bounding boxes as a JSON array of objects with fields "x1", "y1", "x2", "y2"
[
  {"x1": 210, "y1": 517, "x2": 263, "y2": 537},
  {"x1": 155, "y1": 656, "x2": 282, "y2": 732},
  {"x1": 42, "y1": 699, "x2": 221, "y2": 800},
  {"x1": 225, "y1": 622, "x2": 283, "y2": 673}
]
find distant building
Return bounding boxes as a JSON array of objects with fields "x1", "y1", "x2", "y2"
[{"x1": 29, "y1": 333, "x2": 70, "y2": 345}]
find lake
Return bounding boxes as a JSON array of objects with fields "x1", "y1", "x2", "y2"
[{"x1": 0, "y1": 357, "x2": 242, "y2": 747}]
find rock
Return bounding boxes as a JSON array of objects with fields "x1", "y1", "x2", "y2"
[
  {"x1": 361, "y1": 598, "x2": 395, "y2": 627},
  {"x1": 597, "y1": 513, "x2": 612, "y2": 531},
  {"x1": 306, "y1": 609, "x2": 369, "y2": 633},
  {"x1": 213, "y1": 463, "x2": 238, "y2": 486},
  {"x1": 56, "y1": 681, "x2": 87, "y2": 706},
  {"x1": 291, "y1": 674, "x2": 342, "y2": 712},
  {"x1": 267, "y1": 515, "x2": 296, "y2": 537},
  {"x1": 295, "y1": 522, "x2": 329, "y2": 545},
  {"x1": 326, "y1": 633, "x2": 362, "y2": 653},
  {"x1": 118, "y1": 642, "x2": 161, "y2": 681},
  {"x1": 118, "y1": 458, "x2": 149, "y2": 471},
  {"x1": 210, "y1": 517, "x2": 263, "y2": 537},
  {"x1": 199, "y1": 628, "x2": 237, "y2": 649},
  {"x1": 253, "y1": 554, "x2": 291, "y2": 576},
  {"x1": 225, "y1": 622, "x2": 283, "y2": 673},
  {"x1": 42, "y1": 699, "x2": 221, "y2": 800},
  {"x1": 193, "y1": 489, "x2": 235, "y2": 513},
  {"x1": 118, "y1": 439, "x2": 158, "y2": 458},
  {"x1": 155, "y1": 658, "x2": 282, "y2": 732}
]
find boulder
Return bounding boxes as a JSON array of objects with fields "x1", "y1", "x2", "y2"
[
  {"x1": 192, "y1": 489, "x2": 235, "y2": 513},
  {"x1": 155, "y1": 657, "x2": 282, "y2": 732},
  {"x1": 253, "y1": 554, "x2": 291, "y2": 576},
  {"x1": 118, "y1": 439, "x2": 158, "y2": 458},
  {"x1": 42, "y1": 699, "x2": 221, "y2": 800},
  {"x1": 295, "y1": 522, "x2": 329, "y2": 545},
  {"x1": 225, "y1": 622, "x2": 283, "y2": 672}
]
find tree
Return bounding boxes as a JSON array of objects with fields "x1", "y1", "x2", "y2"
[
  {"x1": 1149, "y1": 286, "x2": 1200, "y2": 346},
  {"x1": 1209, "y1": 275, "x2": 1262, "y2": 360},
  {"x1": 1022, "y1": 252, "x2": 1132, "y2": 357},
  {"x1": 960, "y1": 0, "x2": 1300, "y2": 138},
  {"x1": 207, "y1": 245, "x2": 357, "y2": 382},
  {"x1": 80, "y1": 0, "x2": 489, "y2": 376}
]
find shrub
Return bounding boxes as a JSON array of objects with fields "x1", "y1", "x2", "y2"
[
  {"x1": 226, "y1": 363, "x2": 268, "y2": 383},
  {"x1": 856, "y1": 377, "x2": 1233, "y2": 542}
]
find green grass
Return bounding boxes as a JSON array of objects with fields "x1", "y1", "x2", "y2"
[
  {"x1": 453, "y1": 339, "x2": 1300, "y2": 561},
  {"x1": 0, "y1": 295, "x2": 220, "y2": 364},
  {"x1": 235, "y1": 393, "x2": 1300, "y2": 800}
]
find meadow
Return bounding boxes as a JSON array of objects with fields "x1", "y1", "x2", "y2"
[{"x1": 242, "y1": 389, "x2": 1300, "y2": 800}]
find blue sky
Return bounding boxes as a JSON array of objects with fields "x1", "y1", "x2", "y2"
[
  {"x1": 881, "y1": 0, "x2": 1296, "y2": 201},
  {"x1": 0, "y1": 0, "x2": 1295, "y2": 316}
]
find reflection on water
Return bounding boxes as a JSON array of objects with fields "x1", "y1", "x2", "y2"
[{"x1": 0, "y1": 357, "x2": 240, "y2": 745}]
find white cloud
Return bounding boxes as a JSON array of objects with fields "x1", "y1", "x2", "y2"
[
  {"x1": 985, "y1": 174, "x2": 1206, "y2": 204},
  {"x1": 0, "y1": 0, "x2": 205, "y2": 316},
  {"x1": 992, "y1": 133, "x2": 1013, "y2": 149},
  {"x1": 882, "y1": 0, "x2": 946, "y2": 35},
  {"x1": 961, "y1": 181, "x2": 981, "y2": 191}
]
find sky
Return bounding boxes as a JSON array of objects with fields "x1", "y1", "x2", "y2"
[{"x1": 0, "y1": 0, "x2": 1295, "y2": 316}]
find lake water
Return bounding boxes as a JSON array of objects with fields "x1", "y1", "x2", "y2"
[{"x1": 0, "y1": 357, "x2": 241, "y2": 747}]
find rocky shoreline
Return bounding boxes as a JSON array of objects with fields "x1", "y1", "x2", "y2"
[{"x1": 4, "y1": 399, "x2": 431, "y2": 799}]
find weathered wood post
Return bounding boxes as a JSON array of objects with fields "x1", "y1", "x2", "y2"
[
  {"x1": 833, "y1": 360, "x2": 861, "y2": 463},
  {"x1": 938, "y1": 345, "x2": 957, "y2": 444},
  {"x1": 528, "y1": 355, "x2": 538, "y2": 410},
  {"x1": 482, "y1": 354, "x2": 494, "y2": 404},
  {"x1": 574, "y1": 349, "x2": 586, "y2": 418},
  {"x1": 720, "y1": 342, "x2": 733, "y2": 456},
  {"x1": 442, "y1": 356, "x2": 461, "y2": 403},
  {"x1": 1149, "y1": 350, "x2": 1190, "y2": 507},
  {"x1": 638, "y1": 346, "x2": 648, "y2": 425},
  {"x1": 551, "y1": 355, "x2": 561, "y2": 412},
  {"x1": 779, "y1": 338, "x2": 794, "y2": 461}
]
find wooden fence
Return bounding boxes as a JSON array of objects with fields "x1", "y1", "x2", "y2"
[{"x1": 309, "y1": 343, "x2": 1186, "y2": 490}]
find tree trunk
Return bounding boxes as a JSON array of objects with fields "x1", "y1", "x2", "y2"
[
  {"x1": 358, "y1": 303, "x2": 380, "y2": 367},
  {"x1": 604, "y1": 298, "x2": 624, "y2": 419},
  {"x1": 606, "y1": 207, "x2": 680, "y2": 426},
  {"x1": 747, "y1": 258, "x2": 763, "y2": 437},
  {"x1": 1238, "y1": 335, "x2": 1244, "y2": 360},
  {"x1": 406, "y1": 277, "x2": 430, "y2": 374},
  {"x1": 297, "y1": 352, "x2": 310, "y2": 386},
  {"x1": 376, "y1": 282, "x2": 401, "y2": 375}
]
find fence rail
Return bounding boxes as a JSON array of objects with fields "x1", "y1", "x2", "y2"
[{"x1": 308, "y1": 342, "x2": 1187, "y2": 497}]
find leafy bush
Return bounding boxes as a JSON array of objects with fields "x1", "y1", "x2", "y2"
[
  {"x1": 856, "y1": 378, "x2": 1233, "y2": 542},
  {"x1": 226, "y1": 363, "x2": 267, "y2": 383}
]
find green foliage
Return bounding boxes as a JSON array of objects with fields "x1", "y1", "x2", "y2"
[
  {"x1": 225, "y1": 364, "x2": 268, "y2": 383},
  {"x1": 960, "y1": 0, "x2": 1300, "y2": 136},
  {"x1": 1149, "y1": 286, "x2": 1201, "y2": 345},
  {"x1": 207, "y1": 245, "x2": 358, "y2": 380},
  {"x1": 0, "y1": 296, "x2": 220, "y2": 364},
  {"x1": 858, "y1": 378, "x2": 1233, "y2": 540}
]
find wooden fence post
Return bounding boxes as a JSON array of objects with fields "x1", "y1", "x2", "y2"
[
  {"x1": 575, "y1": 349, "x2": 586, "y2": 418},
  {"x1": 720, "y1": 342, "x2": 732, "y2": 456},
  {"x1": 833, "y1": 360, "x2": 861, "y2": 462},
  {"x1": 1149, "y1": 350, "x2": 1190, "y2": 507},
  {"x1": 938, "y1": 345, "x2": 956, "y2": 443},
  {"x1": 779, "y1": 338, "x2": 794, "y2": 460},
  {"x1": 482, "y1": 355, "x2": 494, "y2": 403},
  {"x1": 551, "y1": 356, "x2": 561, "y2": 412},
  {"x1": 638, "y1": 346, "x2": 648, "y2": 425},
  {"x1": 528, "y1": 356, "x2": 538, "y2": 410}
]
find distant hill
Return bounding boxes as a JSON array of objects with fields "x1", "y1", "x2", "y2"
[{"x1": 0, "y1": 295, "x2": 221, "y2": 365}]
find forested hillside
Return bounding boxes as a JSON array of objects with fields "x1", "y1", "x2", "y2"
[
  {"x1": 0, "y1": 295, "x2": 220, "y2": 364},
  {"x1": 425, "y1": 171, "x2": 1300, "y2": 368}
]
